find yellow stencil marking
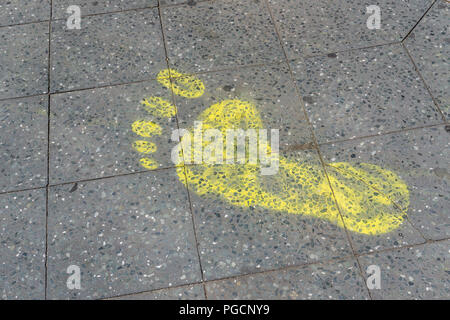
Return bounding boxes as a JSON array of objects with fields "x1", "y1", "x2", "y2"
[
  {"x1": 140, "y1": 158, "x2": 158, "y2": 170},
  {"x1": 157, "y1": 69, "x2": 205, "y2": 98},
  {"x1": 142, "y1": 97, "x2": 177, "y2": 118},
  {"x1": 132, "y1": 69, "x2": 409, "y2": 235},
  {"x1": 133, "y1": 140, "x2": 157, "y2": 154},
  {"x1": 131, "y1": 120, "x2": 162, "y2": 138}
]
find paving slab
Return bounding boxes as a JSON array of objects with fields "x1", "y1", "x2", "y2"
[
  {"x1": 405, "y1": 0, "x2": 449, "y2": 120},
  {"x1": 47, "y1": 169, "x2": 201, "y2": 299},
  {"x1": 52, "y1": 0, "x2": 158, "y2": 19},
  {"x1": 0, "y1": 96, "x2": 48, "y2": 193},
  {"x1": 0, "y1": 189, "x2": 46, "y2": 300},
  {"x1": 50, "y1": 80, "x2": 178, "y2": 184},
  {"x1": 292, "y1": 44, "x2": 443, "y2": 144},
  {"x1": 162, "y1": 0, "x2": 284, "y2": 73},
  {"x1": 268, "y1": 0, "x2": 435, "y2": 59},
  {"x1": 0, "y1": 23, "x2": 49, "y2": 100},
  {"x1": 109, "y1": 284, "x2": 205, "y2": 300},
  {"x1": 0, "y1": 0, "x2": 50, "y2": 27},
  {"x1": 358, "y1": 240, "x2": 449, "y2": 299},
  {"x1": 206, "y1": 258, "x2": 369, "y2": 299},
  {"x1": 50, "y1": 8, "x2": 166, "y2": 93},
  {"x1": 174, "y1": 63, "x2": 313, "y2": 151},
  {"x1": 320, "y1": 126, "x2": 449, "y2": 244}
]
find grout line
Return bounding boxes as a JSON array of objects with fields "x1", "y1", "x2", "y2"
[
  {"x1": 263, "y1": 0, "x2": 373, "y2": 299},
  {"x1": 0, "y1": 186, "x2": 48, "y2": 197},
  {"x1": 45, "y1": 166, "x2": 180, "y2": 189},
  {"x1": 401, "y1": 0, "x2": 438, "y2": 42},
  {"x1": 0, "y1": 19, "x2": 50, "y2": 29},
  {"x1": 401, "y1": 43, "x2": 448, "y2": 123},
  {"x1": 355, "y1": 237, "x2": 450, "y2": 258},
  {"x1": 317, "y1": 122, "x2": 448, "y2": 146},
  {"x1": 44, "y1": 0, "x2": 53, "y2": 301},
  {"x1": 157, "y1": 0, "x2": 208, "y2": 299}
]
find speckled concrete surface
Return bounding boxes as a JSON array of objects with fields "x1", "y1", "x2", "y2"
[
  {"x1": 0, "y1": 189, "x2": 46, "y2": 300},
  {"x1": 0, "y1": 22, "x2": 49, "y2": 100},
  {"x1": 52, "y1": 0, "x2": 158, "y2": 19},
  {"x1": 108, "y1": 284, "x2": 205, "y2": 300},
  {"x1": 292, "y1": 44, "x2": 443, "y2": 144},
  {"x1": 405, "y1": 0, "x2": 449, "y2": 120},
  {"x1": 0, "y1": 0, "x2": 50, "y2": 27},
  {"x1": 206, "y1": 259, "x2": 369, "y2": 299},
  {"x1": 358, "y1": 240, "x2": 449, "y2": 299},
  {"x1": 0, "y1": 0, "x2": 448, "y2": 300},
  {"x1": 268, "y1": 0, "x2": 435, "y2": 59},
  {"x1": 0, "y1": 96, "x2": 48, "y2": 193},
  {"x1": 47, "y1": 170, "x2": 201, "y2": 299},
  {"x1": 162, "y1": 0, "x2": 285, "y2": 73},
  {"x1": 50, "y1": 9, "x2": 166, "y2": 92},
  {"x1": 50, "y1": 80, "x2": 178, "y2": 184}
]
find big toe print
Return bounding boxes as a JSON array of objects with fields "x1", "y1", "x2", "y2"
[{"x1": 131, "y1": 68, "x2": 410, "y2": 235}]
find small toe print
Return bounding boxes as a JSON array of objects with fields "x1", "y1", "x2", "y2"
[
  {"x1": 142, "y1": 97, "x2": 177, "y2": 118},
  {"x1": 131, "y1": 120, "x2": 162, "y2": 138},
  {"x1": 140, "y1": 158, "x2": 158, "y2": 170},
  {"x1": 157, "y1": 68, "x2": 205, "y2": 99},
  {"x1": 133, "y1": 140, "x2": 157, "y2": 154}
]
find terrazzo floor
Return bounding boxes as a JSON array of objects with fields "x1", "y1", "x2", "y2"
[{"x1": 0, "y1": 0, "x2": 448, "y2": 300}]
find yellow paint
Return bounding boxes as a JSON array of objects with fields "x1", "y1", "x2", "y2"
[
  {"x1": 131, "y1": 68, "x2": 410, "y2": 235},
  {"x1": 157, "y1": 69, "x2": 205, "y2": 98},
  {"x1": 133, "y1": 140, "x2": 157, "y2": 154},
  {"x1": 140, "y1": 158, "x2": 158, "y2": 170},
  {"x1": 142, "y1": 97, "x2": 177, "y2": 118},
  {"x1": 131, "y1": 120, "x2": 162, "y2": 138}
]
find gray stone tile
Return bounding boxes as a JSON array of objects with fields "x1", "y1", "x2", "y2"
[
  {"x1": 358, "y1": 240, "x2": 450, "y2": 299},
  {"x1": 0, "y1": 189, "x2": 46, "y2": 300},
  {"x1": 109, "y1": 284, "x2": 205, "y2": 300},
  {"x1": 0, "y1": 23, "x2": 49, "y2": 100},
  {"x1": 206, "y1": 259, "x2": 369, "y2": 299},
  {"x1": 268, "y1": 0, "x2": 434, "y2": 59},
  {"x1": 405, "y1": 0, "x2": 449, "y2": 120},
  {"x1": 0, "y1": 96, "x2": 48, "y2": 193},
  {"x1": 47, "y1": 169, "x2": 201, "y2": 299},
  {"x1": 162, "y1": 0, "x2": 284, "y2": 73},
  {"x1": 174, "y1": 64, "x2": 313, "y2": 152},
  {"x1": 184, "y1": 148, "x2": 352, "y2": 281},
  {"x1": 0, "y1": 0, "x2": 50, "y2": 27},
  {"x1": 292, "y1": 44, "x2": 442, "y2": 144},
  {"x1": 52, "y1": 0, "x2": 158, "y2": 19},
  {"x1": 50, "y1": 8, "x2": 166, "y2": 93},
  {"x1": 50, "y1": 80, "x2": 178, "y2": 184},
  {"x1": 320, "y1": 126, "x2": 449, "y2": 243}
]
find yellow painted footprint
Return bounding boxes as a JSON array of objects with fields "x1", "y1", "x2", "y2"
[{"x1": 131, "y1": 68, "x2": 409, "y2": 235}]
